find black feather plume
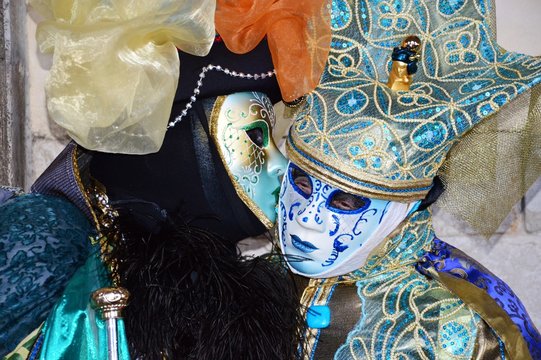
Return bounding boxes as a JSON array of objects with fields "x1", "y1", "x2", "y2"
[{"x1": 110, "y1": 208, "x2": 304, "y2": 359}]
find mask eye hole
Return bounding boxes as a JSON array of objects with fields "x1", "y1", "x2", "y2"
[
  {"x1": 290, "y1": 165, "x2": 312, "y2": 198},
  {"x1": 327, "y1": 191, "x2": 370, "y2": 213},
  {"x1": 245, "y1": 127, "x2": 264, "y2": 148},
  {"x1": 243, "y1": 120, "x2": 269, "y2": 148}
]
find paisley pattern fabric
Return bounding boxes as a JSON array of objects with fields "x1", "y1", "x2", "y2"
[
  {"x1": 300, "y1": 209, "x2": 537, "y2": 359},
  {"x1": 420, "y1": 239, "x2": 541, "y2": 359},
  {"x1": 287, "y1": 0, "x2": 541, "y2": 200},
  {"x1": 0, "y1": 194, "x2": 94, "y2": 356}
]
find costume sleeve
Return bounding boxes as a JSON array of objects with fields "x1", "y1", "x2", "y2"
[{"x1": 0, "y1": 194, "x2": 93, "y2": 354}]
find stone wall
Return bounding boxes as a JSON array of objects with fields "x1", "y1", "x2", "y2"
[
  {"x1": 0, "y1": 0, "x2": 25, "y2": 187},
  {"x1": 24, "y1": 9, "x2": 70, "y2": 188},
  {"x1": 14, "y1": 0, "x2": 541, "y2": 327}
]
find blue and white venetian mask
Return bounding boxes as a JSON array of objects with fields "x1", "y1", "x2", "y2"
[{"x1": 278, "y1": 162, "x2": 420, "y2": 278}]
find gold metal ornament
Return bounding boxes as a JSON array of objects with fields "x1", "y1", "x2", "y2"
[
  {"x1": 91, "y1": 287, "x2": 130, "y2": 360},
  {"x1": 401, "y1": 35, "x2": 422, "y2": 53},
  {"x1": 387, "y1": 35, "x2": 422, "y2": 91},
  {"x1": 91, "y1": 287, "x2": 130, "y2": 319}
]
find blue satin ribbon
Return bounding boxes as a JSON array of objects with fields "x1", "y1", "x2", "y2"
[
  {"x1": 419, "y1": 238, "x2": 541, "y2": 359},
  {"x1": 39, "y1": 253, "x2": 130, "y2": 360}
]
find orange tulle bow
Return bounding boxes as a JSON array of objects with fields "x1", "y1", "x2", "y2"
[{"x1": 216, "y1": 0, "x2": 331, "y2": 102}]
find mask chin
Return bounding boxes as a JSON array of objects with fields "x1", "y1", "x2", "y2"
[{"x1": 278, "y1": 161, "x2": 421, "y2": 278}]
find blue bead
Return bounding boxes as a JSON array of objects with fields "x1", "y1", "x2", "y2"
[{"x1": 306, "y1": 305, "x2": 331, "y2": 329}]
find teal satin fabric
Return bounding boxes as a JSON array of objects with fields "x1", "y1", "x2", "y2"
[{"x1": 39, "y1": 253, "x2": 130, "y2": 359}]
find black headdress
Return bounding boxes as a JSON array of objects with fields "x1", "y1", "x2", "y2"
[{"x1": 90, "y1": 40, "x2": 303, "y2": 359}]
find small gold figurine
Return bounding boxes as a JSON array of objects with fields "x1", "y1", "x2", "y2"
[
  {"x1": 91, "y1": 287, "x2": 130, "y2": 360},
  {"x1": 387, "y1": 35, "x2": 422, "y2": 91}
]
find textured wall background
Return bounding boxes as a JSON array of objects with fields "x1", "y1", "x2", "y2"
[
  {"x1": 0, "y1": 0, "x2": 25, "y2": 187},
  {"x1": 22, "y1": 0, "x2": 541, "y2": 327}
]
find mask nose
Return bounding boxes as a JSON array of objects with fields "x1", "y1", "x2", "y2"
[
  {"x1": 266, "y1": 145, "x2": 288, "y2": 179},
  {"x1": 295, "y1": 197, "x2": 326, "y2": 233}
]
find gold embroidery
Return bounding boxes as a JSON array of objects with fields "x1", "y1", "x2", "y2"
[
  {"x1": 302, "y1": 211, "x2": 485, "y2": 359},
  {"x1": 287, "y1": 0, "x2": 541, "y2": 202},
  {"x1": 287, "y1": 138, "x2": 432, "y2": 201},
  {"x1": 72, "y1": 146, "x2": 120, "y2": 285}
]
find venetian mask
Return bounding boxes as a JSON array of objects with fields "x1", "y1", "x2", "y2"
[
  {"x1": 279, "y1": 162, "x2": 420, "y2": 278},
  {"x1": 210, "y1": 92, "x2": 288, "y2": 228}
]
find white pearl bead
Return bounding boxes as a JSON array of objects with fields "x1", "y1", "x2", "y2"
[{"x1": 168, "y1": 65, "x2": 277, "y2": 129}]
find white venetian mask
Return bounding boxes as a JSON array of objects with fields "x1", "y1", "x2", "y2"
[{"x1": 278, "y1": 162, "x2": 420, "y2": 278}]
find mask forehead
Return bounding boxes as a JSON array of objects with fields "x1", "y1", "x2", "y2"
[{"x1": 210, "y1": 92, "x2": 287, "y2": 228}]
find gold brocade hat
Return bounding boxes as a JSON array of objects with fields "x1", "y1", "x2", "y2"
[{"x1": 287, "y1": 0, "x2": 541, "y2": 204}]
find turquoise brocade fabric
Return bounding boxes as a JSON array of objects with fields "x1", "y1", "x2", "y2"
[
  {"x1": 339, "y1": 211, "x2": 482, "y2": 359},
  {"x1": 0, "y1": 194, "x2": 93, "y2": 355},
  {"x1": 307, "y1": 210, "x2": 511, "y2": 359},
  {"x1": 38, "y1": 253, "x2": 130, "y2": 360},
  {"x1": 287, "y1": 0, "x2": 541, "y2": 199}
]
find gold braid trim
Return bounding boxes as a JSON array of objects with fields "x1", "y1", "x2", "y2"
[
  {"x1": 72, "y1": 147, "x2": 100, "y2": 233},
  {"x1": 299, "y1": 278, "x2": 339, "y2": 360},
  {"x1": 286, "y1": 137, "x2": 431, "y2": 202},
  {"x1": 72, "y1": 146, "x2": 121, "y2": 286},
  {"x1": 85, "y1": 180, "x2": 121, "y2": 286}
]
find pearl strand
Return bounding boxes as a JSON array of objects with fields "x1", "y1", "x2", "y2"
[{"x1": 167, "y1": 64, "x2": 276, "y2": 128}]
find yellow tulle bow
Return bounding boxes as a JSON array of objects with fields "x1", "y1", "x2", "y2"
[{"x1": 30, "y1": 0, "x2": 216, "y2": 154}]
